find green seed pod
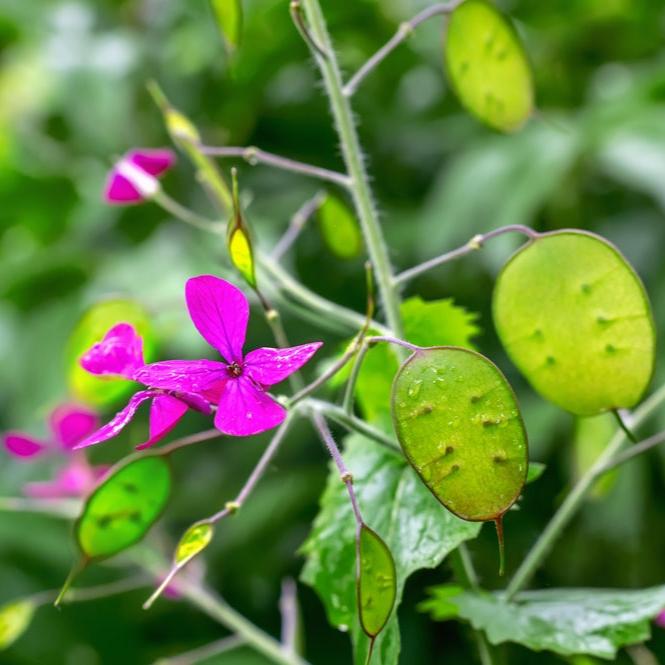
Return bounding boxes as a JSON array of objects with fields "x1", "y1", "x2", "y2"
[
  {"x1": 356, "y1": 525, "x2": 396, "y2": 639},
  {"x1": 444, "y1": 0, "x2": 533, "y2": 132},
  {"x1": 392, "y1": 347, "x2": 527, "y2": 574},
  {"x1": 76, "y1": 456, "x2": 171, "y2": 560},
  {"x1": 318, "y1": 193, "x2": 363, "y2": 259},
  {"x1": 493, "y1": 231, "x2": 656, "y2": 416},
  {"x1": 175, "y1": 522, "x2": 214, "y2": 567},
  {"x1": 0, "y1": 599, "x2": 35, "y2": 650}
]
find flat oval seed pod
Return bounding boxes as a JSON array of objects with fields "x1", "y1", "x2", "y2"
[
  {"x1": 0, "y1": 599, "x2": 35, "y2": 650},
  {"x1": 76, "y1": 456, "x2": 172, "y2": 560},
  {"x1": 318, "y1": 194, "x2": 363, "y2": 259},
  {"x1": 67, "y1": 299, "x2": 155, "y2": 406},
  {"x1": 391, "y1": 347, "x2": 527, "y2": 522},
  {"x1": 493, "y1": 231, "x2": 656, "y2": 416},
  {"x1": 357, "y1": 525, "x2": 396, "y2": 640},
  {"x1": 175, "y1": 522, "x2": 214, "y2": 566},
  {"x1": 444, "y1": 0, "x2": 533, "y2": 132}
]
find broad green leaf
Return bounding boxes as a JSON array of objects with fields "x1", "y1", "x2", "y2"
[
  {"x1": 421, "y1": 585, "x2": 665, "y2": 660},
  {"x1": 76, "y1": 456, "x2": 172, "y2": 560},
  {"x1": 317, "y1": 194, "x2": 362, "y2": 259},
  {"x1": 357, "y1": 525, "x2": 396, "y2": 639},
  {"x1": 349, "y1": 297, "x2": 480, "y2": 429},
  {"x1": 0, "y1": 599, "x2": 35, "y2": 650},
  {"x1": 526, "y1": 461, "x2": 546, "y2": 484},
  {"x1": 444, "y1": 0, "x2": 533, "y2": 132},
  {"x1": 301, "y1": 434, "x2": 480, "y2": 665},
  {"x1": 175, "y1": 521, "x2": 214, "y2": 566},
  {"x1": 67, "y1": 299, "x2": 155, "y2": 407},
  {"x1": 210, "y1": 0, "x2": 243, "y2": 52},
  {"x1": 493, "y1": 231, "x2": 655, "y2": 416},
  {"x1": 573, "y1": 414, "x2": 617, "y2": 499},
  {"x1": 392, "y1": 347, "x2": 528, "y2": 522}
]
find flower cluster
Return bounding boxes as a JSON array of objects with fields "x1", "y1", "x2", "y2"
[
  {"x1": 76, "y1": 275, "x2": 322, "y2": 448},
  {"x1": 3, "y1": 404, "x2": 107, "y2": 498}
]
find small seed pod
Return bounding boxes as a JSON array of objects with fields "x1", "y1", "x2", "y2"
[
  {"x1": 492, "y1": 230, "x2": 656, "y2": 416},
  {"x1": 391, "y1": 347, "x2": 528, "y2": 573},
  {"x1": 444, "y1": 0, "x2": 533, "y2": 132}
]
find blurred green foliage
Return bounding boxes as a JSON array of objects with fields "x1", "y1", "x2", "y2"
[{"x1": 2, "y1": 0, "x2": 665, "y2": 663}]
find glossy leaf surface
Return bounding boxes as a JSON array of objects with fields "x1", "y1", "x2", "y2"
[
  {"x1": 392, "y1": 347, "x2": 528, "y2": 521},
  {"x1": 0, "y1": 600, "x2": 34, "y2": 650},
  {"x1": 357, "y1": 525, "x2": 396, "y2": 638},
  {"x1": 493, "y1": 231, "x2": 655, "y2": 416},
  {"x1": 444, "y1": 0, "x2": 533, "y2": 132},
  {"x1": 422, "y1": 585, "x2": 665, "y2": 659},
  {"x1": 76, "y1": 456, "x2": 171, "y2": 559},
  {"x1": 67, "y1": 299, "x2": 154, "y2": 406},
  {"x1": 301, "y1": 434, "x2": 480, "y2": 665},
  {"x1": 317, "y1": 194, "x2": 362, "y2": 259}
]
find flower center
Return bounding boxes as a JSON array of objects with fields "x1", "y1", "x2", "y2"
[{"x1": 228, "y1": 362, "x2": 243, "y2": 378}]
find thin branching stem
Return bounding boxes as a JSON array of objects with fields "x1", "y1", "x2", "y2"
[
  {"x1": 199, "y1": 145, "x2": 352, "y2": 188},
  {"x1": 279, "y1": 578, "x2": 299, "y2": 654},
  {"x1": 159, "y1": 428, "x2": 222, "y2": 455},
  {"x1": 272, "y1": 191, "x2": 326, "y2": 261},
  {"x1": 153, "y1": 636, "x2": 245, "y2": 665},
  {"x1": 596, "y1": 428, "x2": 665, "y2": 475},
  {"x1": 153, "y1": 191, "x2": 224, "y2": 234},
  {"x1": 300, "y1": 0, "x2": 404, "y2": 337},
  {"x1": 343, "y1": 1, "x2": 462, "y2": 97},
  {"x1": 395, "y1": 225, "x2": 539, "y2": 285},
  {"x1": 0, "y1": 496, "x2": 81, "y2": 519}
]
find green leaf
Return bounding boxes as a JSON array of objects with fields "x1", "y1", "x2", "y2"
[
  {"x1": 76, "y1": 456, "x2": 172, "y2": 560},
  {"x1": 317, "y1": 194, "x2": 362, "y2": 259},
  {"x1": 210, "y1": 0, "x2": 243, "y2": 52},
  {"x1": 493, "y1": 231, "x2": 655, "y2": 416},
  {"x1": 0, "y1": 599, "x2": 35, "y2": 650},
  {"x1": 66, "y1": 299, "x2": 155, "y2": 407},
  {"x1": 526, "y1": 461, "x2": 546, "y2": 484},
  {"x1": 392, "y1": 347, "x2": 528, "y2": 522},
  {"x1": 357, "y1": 525, "x2": 396, "y2": 639},
  {"x1": 301, "y1": 434, "x2": 480, "y2": 665},
  {"x1": 175, "y1": 521, "x2": 214, "y2": 566},
  {"x1": 352, "y1": 297, "x2": 480, "y2": 429},
  {"x1": 422, "y1": 585, "x2": 665, "y2": 660},
  {"x1": 444, "y1": 0, "x2": 533, "y2": 132}
]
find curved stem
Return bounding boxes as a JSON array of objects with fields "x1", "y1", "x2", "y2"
[
  {"x1": 343, "y1": 2, "x2": 461, "y2": 97},
  {"x1": 305, "y1": 399, "x2": 399, "y2": 450},
  {"x1": 175, "y1": 576, "x2": 311, "y2": 665},
  {"x1": 200, "y1": 145, "x2": 351, "y2": 189},
  {"x1": 395, "y1": 225, "x2": 538, "y2": 285},
  {"x1": 300, "y1": 0, "x2": 404, "y2": 337},
  {"x1": 506, "y1": 382, "x2": 665, "y2": 599},
  {"x1": 153, "y1": 191, "x2": 224, "y2": 234},
  {"x1": 342, "y1": 341, "x2": 370, "y2": 415},
  {"x1": 159, "y1": 428, "x2": 222, "y2": 455},
  {"x1": 154, "y1": 636, "x2": 244, "y2": 665},
  {"x1": 272, "y1": 191, "x2": 325, "y2": 261}
]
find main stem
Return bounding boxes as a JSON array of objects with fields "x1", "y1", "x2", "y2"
[{"x1": 300, "y1": 0, "x2": 403, "y2": 337}]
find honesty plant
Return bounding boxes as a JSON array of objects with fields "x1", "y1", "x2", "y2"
[{"x1": 3, "y1": 1, "x2": 665, "y2": 664}]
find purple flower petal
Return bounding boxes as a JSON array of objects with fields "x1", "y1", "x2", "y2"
[
  {"x1": 105, "y1": 172, "x2": 143, "y2": 205},
  {"x1": 185, "y1": 275, "x2": 249, "y2": 364},
  {"x1": 49, "y1": 404, "x2": 99, "y2": 450},
  {"x1": 80, "y1": 323, "x2": 145, "y2": 379},
  {"x1": 25, "y1": 459, "x2": 99, "y2": 498},
  {"x1": 135, "y1": 395, "x2": 189, "y2": 450},
  {"x1": 74, "y1": 390, "x2": 156, "y2": 449},
  {"x1": 4, "y1": 433, "x2": 49, "y2": 459},
  {"x1": 175, "y1": 391, "x2": 212, "y2": 415},
  {"x1": 656, "y1": 610, "x2": 665, "y2": 629},
  {"x1": 128, "y1": 148, "x2": 176, "y2": 177},
  {"x1": 244, "y1": 342, "x2": 323, "y2": 387},
  {"x1": 134, "y1": 359, "x2": 229, "y2": 396},
  {"x1": 214, "y1": 377, "x2": 286, "y2": 437}
]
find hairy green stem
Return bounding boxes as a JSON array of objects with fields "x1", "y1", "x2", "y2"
[
  {"x1": 299, "y1": 0, "x2": 404, "y2": 337},
  {"x1": 506, "y1": 382, "x2": 665, "y2": 598}
]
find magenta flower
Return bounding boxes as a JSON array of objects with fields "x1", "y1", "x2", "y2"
[
  {"x1": 104, "y1": 148, "x2": 175, "y2": 205},
  {"x1": 76, "y1": 323, "x2": 210, "y2": 450},
  {"x1": 656, "y1": 610, "x2": 665, "y2": 629},
  {"x1": 3, "y1": 404, "x2": 107, "y2": 498},
  {"x1": 133, "y1": 275, "x2": 322, "y2": 436}
]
